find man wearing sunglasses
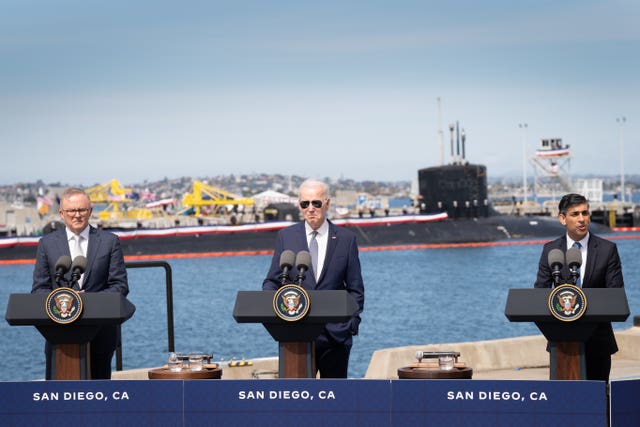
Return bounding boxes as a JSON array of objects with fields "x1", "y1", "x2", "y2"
[
  {"x1": 32, "y1": 187, "x2": 129, "y2": 379},
  {"x1": 263, "y1": 179, "x2": 365, "y2": 378}
]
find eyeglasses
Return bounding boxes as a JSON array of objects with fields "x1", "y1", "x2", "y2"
[
  {"x1": 61, "y1": 208, "x2": 90, "y2": 215},
  {"x1": 299, "y1": 200, "x2": 324, "y2": 209}
]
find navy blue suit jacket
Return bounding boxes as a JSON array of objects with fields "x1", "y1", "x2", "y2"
[
  {"x1": 32, "y1": 226, "x2": 129, "y2": 353},
  {"x1": 263, "y1": 220, "x2": 365, "y2": 346},
  {"x1": 534, "y1": 233, "x2": 624, "y2": 354}
]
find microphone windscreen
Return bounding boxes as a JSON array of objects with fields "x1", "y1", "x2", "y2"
[
  {"x1": 295, "y1": 251, "x2": 311, "y2": 270},
  {"x1": 71, "y1": 255, "x2": 87, "y2": 274},
  {"x1": 55, "y1": 255, "x2": 72, "y2": 272},
  {"x1": 566, "y1": 247, "x2": 582, "y2": 268},
  {"x1": 280, "y1": 250, "x2": 295, "y2": 270},
  {"x1": 548, "y1": 249, "x2": 565, "y2": 269}
]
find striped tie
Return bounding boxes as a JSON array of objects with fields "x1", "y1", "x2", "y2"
[{"x1": 572, "y1": 241, "x2": 582, "y2": 287}]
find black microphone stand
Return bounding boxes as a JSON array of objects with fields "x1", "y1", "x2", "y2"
[
  {"x1": 551, "y1": 269, "x2": 562, "y2": 287},
  {"x1": 279, "y1": 267, "x2": 291, "y2": 286},
  {"x1": 55, "y1": 277, "x2": 74, "y2": 289},
  {"x1": 296, "y1": 268, "x2": 307, "y2": 286}
]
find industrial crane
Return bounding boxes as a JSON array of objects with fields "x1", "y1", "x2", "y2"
[{"x1": 181, "y1": 180, "x2": 254, "y2": 217}]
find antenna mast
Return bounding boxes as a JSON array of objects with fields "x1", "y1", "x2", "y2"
[{"x1": 437, "y1": 97, "x2": 444, "y2": 165}]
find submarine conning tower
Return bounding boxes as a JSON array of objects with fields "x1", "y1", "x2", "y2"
[{"x1": 417, "y1": 163, "x2": 491, "y2": 219}]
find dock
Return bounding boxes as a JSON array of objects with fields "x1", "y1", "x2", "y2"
[{"x1": 112, "y1": 327, "x2": 640, "y2": 381}]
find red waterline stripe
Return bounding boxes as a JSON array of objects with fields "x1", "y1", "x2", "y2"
[
  {"x1": 0, "y1": 259, "x2": 35, "y2": 266},
  {"x1": 359, "y1": 239, "x2": 550, "y2": 251},
  {"x1": 123, "y1": 250, "x2": 275, "y2": 261},
  {"x1": 3, "y1": 234, "x2": 640, "y2": 265}
]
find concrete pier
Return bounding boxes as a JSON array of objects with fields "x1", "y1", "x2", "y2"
[{"x1": 365, "y1": 326, "x2": 640, "y2": 381}]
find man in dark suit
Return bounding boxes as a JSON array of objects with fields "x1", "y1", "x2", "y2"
[
  {"x1": 263, "y1": 179, "x2": 365, "y2": 378},
  {"x1": 534, "y1": 193, "x2": 624, "y2": 381},
  {"x1": 32, "y1": 187, "x2": 129, "y2": 379}
]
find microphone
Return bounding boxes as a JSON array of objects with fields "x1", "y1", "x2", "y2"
[
  {"x1": 566, "y1": 247, "x2": 582, "y2": 285},
  {"x1": 279, "y1": 250, "x2": 295, "y2": 286},
  {"x1": 295, "y1": 251, "x2": 311, "y2": 285},
  {"x1": 54, "y1": 256, "x2": 72, "y2": 286},
  {"x1": 547, "y1": 249, "x2": 565, "y2": 286},
  {"x1": 70, "y1": 256, "x2": 87, "y2": 284}
]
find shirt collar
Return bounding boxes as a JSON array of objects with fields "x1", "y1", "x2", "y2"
[
  {"x1": 305, "y1": 219, "x2": 329, "y2": 237},
  {"x1": 66, "y1": 226, "x2": 90, "y2": 241},
  {"x1": 567, "y1": 232, "x2": 589, "y2": 249}
]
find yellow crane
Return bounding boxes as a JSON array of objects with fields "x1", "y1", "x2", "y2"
[
  {"x1": 85, "y1": 179, "x2": 152, "y2": 221},
  {"x1": 182, "y1": 180, "x2": 254, "y2": 216}
]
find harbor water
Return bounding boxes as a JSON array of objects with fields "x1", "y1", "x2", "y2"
[{"x1": 1, "y1": 234, "x2": 639, "y2": 381}]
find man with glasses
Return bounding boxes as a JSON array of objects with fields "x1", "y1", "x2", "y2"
[
  {"x1": 32, "y1": 187, "x2": 128, "y2": 379},
  {"x1": 534, "y1": 193, "x2": 624, "y2": 381},
  {"x1": 263, "y1": 179, "x2": 365, "y2": 378}
]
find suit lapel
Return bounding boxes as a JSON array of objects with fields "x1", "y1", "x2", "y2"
[
  {"x1": 583, "y1": 236, "x2": 598, "y2": 287},
  {"x1": 555, "y1": 236, "x2": 568, "y2": 279},
  {"x1": 83, "y1": 227, "x2": 100, "y2": 286},
  {"x1": 55, "y1": 229, "x2": 71, "y2": 258},
  {"x1": 317, "y1": 222, "x2": 338, "y2": 285}
]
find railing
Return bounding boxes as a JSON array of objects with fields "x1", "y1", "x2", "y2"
[{"x1": 115, "y1": 261, "x2": 175, "y2": 371}]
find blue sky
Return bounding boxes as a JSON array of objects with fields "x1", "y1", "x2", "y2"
[{"x1": 1, "y1": 0, "x2": 638, "y2": 186}]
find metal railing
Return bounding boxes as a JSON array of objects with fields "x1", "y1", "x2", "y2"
[{"x1": 115, "y1": 260, "x2": 175, "y2": 371}]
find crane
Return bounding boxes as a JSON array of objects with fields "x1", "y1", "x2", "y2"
[
  {"x1": 181, "y1": 180, "x2": 254, "y2": 217},
  {"x1": 84, "y1": 179, "x2": 151, "y2": 221}
]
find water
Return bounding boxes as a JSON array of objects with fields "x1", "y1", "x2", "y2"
[{"x1": 2, "y1": 234, "x2": 639, "y2": 381}]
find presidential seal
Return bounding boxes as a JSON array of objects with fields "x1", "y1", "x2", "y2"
[
  {"x1": 273, "y1": 284, "x2": 310, "y2": 322},
  {"x1": 45, "y1": 288, "x2": 83, "y2": 324},
  {"x1": 548, "y1": 284, "x2": 587, "y2": 322}
]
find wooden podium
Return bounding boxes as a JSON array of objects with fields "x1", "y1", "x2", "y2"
[
  {"x1": 505, "y1": 288, "x2": 629, "y2": 380},
  {"x1": 233, "y1": 290, "x2": 358, "y2": 378},
  {"x1": 5, "y1": 293, "x2": 135, "y2": 380}
]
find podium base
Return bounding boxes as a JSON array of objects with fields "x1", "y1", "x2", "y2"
[
  {"x1": 50, "y1": 343, "x2": 91, "y2": 380},
  {"x1": 550, "y1": 341, "x2": 586, "y2": 380},
  {"x1": 279, "y1": 342, "x2": 316, "y2": 378}
]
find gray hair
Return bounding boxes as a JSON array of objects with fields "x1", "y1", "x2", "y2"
[
  {"x1": 299, "y1": 179, "x2": 330, "y2": 199},
  {"x1": 61, "y1": 187, "x2": 89, "y2": 201}
]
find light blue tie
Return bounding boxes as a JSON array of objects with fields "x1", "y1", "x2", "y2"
[
  {"x1": 309, "y1": 231, "x2": 319, "y2": 279},
  {"x1": 572, "y1": 241, "x2": 582, "y2": 287}
]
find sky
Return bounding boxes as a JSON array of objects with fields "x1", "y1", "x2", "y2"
[{"x1": 1, "y1": 0, "x2": 638, "y2": 187}]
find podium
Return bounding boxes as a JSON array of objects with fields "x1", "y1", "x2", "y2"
[
  {"x1": 5, "y1": 293, "x2": 136, "y2": 380},
  {"x1": 505, "y1": 288, "x2": 629, "y2": 380},
  {"x1": 233, "y1": 290, "x2": 358, "y2": 378}
]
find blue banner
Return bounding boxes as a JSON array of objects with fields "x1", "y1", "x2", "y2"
[
  {"x1": 0, "y1": 379, "x2": 609, "y2": 426},
  {"x1": 611, "y1": 379, "x2": 640, "y2": 427},
  {"x1": 0, "y1": 380, "x2": 182, "y2": 426},
  {"x1": 392, "y1": 379, "x2": 606, "y2": 427},
  {"x1": 185, "y1": 379, "x2": 389, "y2": 426}
]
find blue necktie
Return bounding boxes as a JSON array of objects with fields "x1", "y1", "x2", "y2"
[
  {"x1": 309, "y1": 231, "x2": 319, "y2": 279},
  {"x1": 572, "y1": 241, "x2": 582, "y2": 287}
]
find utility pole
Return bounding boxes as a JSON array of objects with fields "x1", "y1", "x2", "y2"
[
  {"x1": 519, "y1": 123, "x2": 528, "y2": 209},
  {"x1": 616, "y1": 117, "x2": 626, "y2": 203}
]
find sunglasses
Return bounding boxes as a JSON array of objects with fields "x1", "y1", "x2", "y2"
[{"x1": 299, "y1": 200, "x2": 324, "y2": 209}]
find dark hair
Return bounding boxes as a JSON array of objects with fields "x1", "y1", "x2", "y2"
[{"x1": 558, "y1": 193, "x2": 588, "y2": 215}]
